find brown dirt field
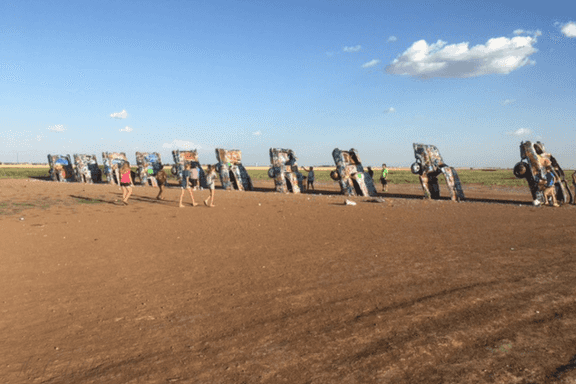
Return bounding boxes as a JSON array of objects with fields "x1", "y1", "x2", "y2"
[{"x1": 1, "y1": 178, "x2": 576, "y2": 384}]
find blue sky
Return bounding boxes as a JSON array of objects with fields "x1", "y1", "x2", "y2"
[{"x1": 1, "y1": 0, "x2": 575, "y2": 168}]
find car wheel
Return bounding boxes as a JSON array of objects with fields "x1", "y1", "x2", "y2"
[
  {"x1": 513, "y1": 162, "x2": 529, "y2": 179},
  {"x1": 410, "y1": 162, "x2": 421, "y2": 175},
  {"x1": 330, "y1": 170, "x2": 340, "y2": 181},
  {"x1": 171, "y1": 165, "x2": 178, "y2": 176},
  {"x1": 267, "y1": 168, "x2": 276, "y2": 178}
]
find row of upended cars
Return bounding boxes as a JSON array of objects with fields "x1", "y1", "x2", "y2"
[
  {"x1": 47, "y1": 142, "x2": 574, "y2": 206},
  {"x1": 47, "y1": 150, "x2": 254, "y2": 191}
]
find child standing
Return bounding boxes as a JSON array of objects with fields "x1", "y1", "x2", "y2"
[
  {"x1": 179, "y1": 164, "x2": 198, "y2": 208},
  {"x1": 380, "y1": 163, "x2": 389, "y2": 192},
  {"x1": 204, "y1": 164, "x2": 217, "y2": 207},
  {"x1": 119, "y1": 162, "x2": 133, "y2": 205},
  {"x1": 301, "y1": 166, "x2": 315, "y2": 191}
]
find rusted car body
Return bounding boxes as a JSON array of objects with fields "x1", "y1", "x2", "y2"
[
  {"x1": 171, "y1": 150, "x2": 206, "y2": 187},
  {"x1": 73, "y1": 154, "x2": 101, "y2": 183},
  {"x1": 215, "y1": 148, "x2": 253, "y2": 191},
  {"x1": 102, "y1": 152, "x2": 129, "y2": 185},
  {"x1": 135, "y1": 152, "x2": 164, "y2": 187},
  {"x1": 513, "y1": 141, "x2": 573, "y2": 206},
  {"x1": 267, "y1": 148, "x2": 303, "y2": 193},
  {"x1": 48, "y1": 154, "x2": 76, "y2": 182},
  {"x1": 330, "y1": 148, "x2": 377, "y2": 196},
  {"x1": 410, "y1": 144, "x2": 465, "y2": 201}
]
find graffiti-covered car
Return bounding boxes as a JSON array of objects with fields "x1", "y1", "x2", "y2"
[
  {"x1": 410, "y1": 143, "x2": 465, "y2": 201},
  {"x1": 267, "y1": 148, "x2": 303, "y2": 193},
  {"x1": 102, "y1": 152, "x2": 129, "y2": 185},
  {"x1": 73, "y1": 154, "x2": 101, "y2": 183},
  {"x1": 330, "y1": 148, "x2": 376, "y2": 196},
  {"x1": 135, "y1": 152, "x2": 164, "y2": 187},
  {"x1": 171, "y1": 150, "x2": 206, "y2": 187},
  {"x1": 48, "y1": 154, "x2": 76, "y2": 182},
  {"x1": 215, "y1": 148, "x2": 253, "y2": 191},
  {"x1": 513, "y1": 141, "x2": 573, "y2": 206}
]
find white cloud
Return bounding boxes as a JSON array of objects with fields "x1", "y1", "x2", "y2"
[
  {"x1": 501, "y1": 99, "x2": 515, "y2": 106},
  {"x1": 343, "y1": 45, "x2": 361, "y2": 52},
  {"x1": 48, "y1": 124, "x2": 65, "y2": 132},
  {"x1": 384, "y1": 107, "x2": 396, "y2": 114},
  {"x1": 110, "y1": 109, "x2": 128, "y2": 119},
  {"x1": 362, "y1": 59, "x2": 381, "y2": 68},
  {"x1": 560, "y1": 22, "x2": 576, "y2": 38},
  {"x1": 36, "y1": 135, "x2": 43, "y2": 141},
  {"x1": 385, "y1": 33, "x2": 538, "y2": 79},
  {"x1": 162, "y1": 139, "x2": 200, "y2": 150},
  {"x1": 387, "y1": 36, "x2": 397, "y2": 42},
  {"x1": 119, "y1": 126, "x2": 133, "y2": 132},
  {"x1": 252, "y1": 131, "x2": 262, "y2": 136},
  {"x1": 508, "y1": 128, "x2": 531, "y2": 136},
  {"x1": 515, "y1": 29, "x2": 541, "y2": 37}
]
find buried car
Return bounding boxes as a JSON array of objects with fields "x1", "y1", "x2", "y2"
[
  {"x1": 410, "y1": 143, "x2": 465, "y2": 201},
  {"x1": 48, "y1": 154, "x2": 76, "y2": 182},
  {"x1": 102, "y1": 152, "x2": 130, "y2": 185},
  {"x1": 513, "y1": 141, "x2": 573, "y2": 206},
  {"x1": 267, "y1": 148, "x2": 304, "y2": 193},
  {"x1": 215, "y1": 148, "x2": 253, "y2": 191},
  {"x1": 73, "y1": 154, "x2": 101, "y2": 183},
  {"x1": 135, "y1": 152, "x2": 164, "y2": 187},
  {"x1": 171, "y1": 150, "x2": 206, "y2": 187},
  {"x1": 330, "y1": 148, "x2": 377, "y2": 196}
]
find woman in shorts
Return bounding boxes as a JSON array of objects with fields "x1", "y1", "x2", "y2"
[
  {"x1": 179, "y1": 163, "x2": 198, "y2": 208},
  {"x1": 204, "y1": 164, "x2": 217, "y2": 207},
  {"x1": 119, "y1": 162, "x2": 133, "y2": 205}
]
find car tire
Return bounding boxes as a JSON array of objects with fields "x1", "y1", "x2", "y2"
[
  {"x1": 330, "y1": 170, "x2": 340, "y2": 181},
  {"x1": 513, "y1": 162, "x2": 529, "y2": 179},
  {"x1": 410, "y1": 162, "x2": 421, "y2": 175},
  {"x1": 171, "y1": 165, "x2": 178, "y2": 176},
  {"x1": 267, "y1": 168, "x2": 276, "y2": 179}
]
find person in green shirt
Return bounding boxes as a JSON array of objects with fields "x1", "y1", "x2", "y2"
[{"x1": 380, "y1": 163, "x2": 389, "y2": 192}]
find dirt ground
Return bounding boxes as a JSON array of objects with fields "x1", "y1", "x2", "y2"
[{"x1": 1, "y1": 178, "x2": 576, "y2": 384}]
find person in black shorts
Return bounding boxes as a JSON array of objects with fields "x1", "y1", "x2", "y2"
[
  {"x1": 380, "y1": 163, "x2": 389, "y2": 192},
  {"x1": 119, "y1": 162, "x2": 133, "y2": 205}
]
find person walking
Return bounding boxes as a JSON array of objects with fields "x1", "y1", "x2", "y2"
[
  {"x1": 190, "y1": 165, "x2": 200, "y2": 190},
  {"x1": 179, "y1": 163, "x2": 198, "y2": 208},
  {"x1": 119, "y1": 162, "x2": 133, "y2": 205},
  {"x1": 204, "y1": 164, "x2": 217, "y2": 207},
  {"x1": 156, "y1": 169, "x2": 167, "y2": 200}
]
